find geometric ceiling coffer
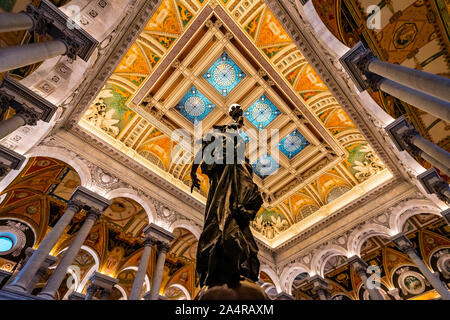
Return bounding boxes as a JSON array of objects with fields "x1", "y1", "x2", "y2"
[
  {"x1": 203, "y1": 52, "x2": 246, "y2": 96},
  {"x1": 175, "y1": 86, "x2": 216, "y2": 123},
  {"x1": 279, "y1": 130, "x2": 309, "y2": 159},
  {"x1": 244, "y1": 94, "x2": 281, "y2": 130},
  {"x1": 252, "y1": 153, "x2": 279, "y2": 179}
]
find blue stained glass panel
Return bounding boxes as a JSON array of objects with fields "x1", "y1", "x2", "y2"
[
  {"x1": 244, "y1": 95, "x2": 281, "y2": 130},
  {"x1": 279, "y1": 130, "x2": 309, "y2": 159},
  {"x1": 203, "y1": 53, "x2": 246, "y2": 96},
  {"x1": 252, "y1": 154, "x2": 279, "y2": 179},
  {"x1": 175, "y1": 87, "x2": 216, "y2": 123}
]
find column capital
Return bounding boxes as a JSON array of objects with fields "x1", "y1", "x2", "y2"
[
  {"x1": 339, "y1": 42, "x2": 378, "y2": 92},
  {"x1": 88, "y1": 271, "x2": 118, "y2": 294},
  {"x1": 0, "y1": 145, "x2": 26, "y2": 173},
  {"x1": 15, "y1": 105, "x2": 40, "y2": 126},
  {"x1": 156, "y1": 241, "x2": 171, "y2": 253},
  {"x1": 347, "y1": 255, "x2": 368, "y2": 274},
  {"x1": 384, "y1": 115, "x2": 417, "y2": 152},
  {"x1": 70, "y1": 186, "x2": 111, "y2": 214},
  {"x1": 417, "y1": 168, "x2": 450, "y2": 204},
  {"x1": 390, "y1": 233, "x2": 415, "y2": 254},
  {"x1": 308, "y1": 275, "x2": 330, "y2": 291},
  {"x1": 22, "y1": 0, "x2": 98, "y2": 61},
  {"x1": 1, "y1": 75, "x2": 57, "y2": 123},
  {"x1": 143, "y1": 223, "x2": 175, "y2": 246}
]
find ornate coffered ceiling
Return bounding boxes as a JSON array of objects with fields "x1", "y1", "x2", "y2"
[{"x1": 75, "y1": 0, "x2": 393, "y2": 246}]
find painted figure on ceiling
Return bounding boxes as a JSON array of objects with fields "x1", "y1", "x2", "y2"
[{"x1": 190, "y1": 104, "x2": 263, "y2": 289}]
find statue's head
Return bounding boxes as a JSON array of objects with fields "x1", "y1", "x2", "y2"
[{"x1": 228, "y1": 104, "x2": 243, "y2": 121}]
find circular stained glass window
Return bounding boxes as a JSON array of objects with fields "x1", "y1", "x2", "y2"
[
  {"x1": 213, "y1": 63, "x2": 236, "y2": 87},
  {"x1": 184, "y1": 96, "x2": 206, "y2": 117},
  {"x1": 252, "y1": 102, "x2": 272, "y2": 123},
  {"x1": 283, "y1": 135, "x2": 303, "y2": 152},
  {"x1": 0, "y1": 236, "x2": 13, "y2": 253}
]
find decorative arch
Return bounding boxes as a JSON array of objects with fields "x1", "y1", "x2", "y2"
[
  {"x1": 388, "y1": 199, "x2": 442, "y2": 234},
  {"x1": 104, "y1": 188, "x2": 156, "y2": 224},
  {"x1": 168, "y1": 221, "x2": 201, "y2": 241},
  {"x1": 311, "y1": 245, "x2": 348, "y2": 277},
  {"x1": 26, "y1": 146, "x2": 92, "y2": 188},
  {"x1": 279, "y1": 262, "x2": 311, "y2": 295},
  {"x1": 301, "y1": 0, "x2": 349, "y2": 57},
  {"x1": 259, "y1": 265, "x2": 282, "y2": 293},
  {"x1": 347, "y1": 224, "x2": 392, "y2": 257}
]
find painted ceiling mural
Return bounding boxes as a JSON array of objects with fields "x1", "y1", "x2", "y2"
[
  {"x1": 311, "y1": 0, "x2": 450, "y2": 180},
  {"x1": 79, "y1": 0, "x2": 391, "y2": 243},
  {"x1": 293, "y1": 214, "x2": 450, "y2": 300}
]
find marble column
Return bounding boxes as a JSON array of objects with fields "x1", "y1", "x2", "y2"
[
  {"x1": 0, "y1": 12, "x2": 33, "y2": 33},
  {"x1": 340, "y1": 42, "x2": 450, "y2": 122},
  {"x1": 378, "y1": 79, "x2": 450, "y2": 123},
  {"x1": 391, "y1": 233, "x2": 450, "y2": 300},
  {"x1": 6, "y1": 248, "x2": 58, "y2": 293},
  {"x1": 0, "y1": 75, "x2": 57, "y2": 139},
  {"x1": 365, "y1": 55, "x2": 450, "y2": 102},
  {"x1": 148, "y1": 242, "x2": 171, "y2": 300},
  {"x1": 309, "y1": 275, "x2": 331, "y2": 300},
  {"x1": 129, "y1": 226, "x2": 156, "y2": 300},
  {"x1": 37, "y1": 209, "x2": 105, "y2": 299},
  {"x1": 0, "y1": 145, "x2": 25, "y2": 179},
  {"x1": 348, "y1": 256, "x2": 385, "y2": 300},
  {"x1": 4, "y1": 187, "x2": 89, "y2": 293},
  {"x1": 0, "y1": 41, "x2": 68, "y2": 73},
  {"x1": 385, "y1": 116, "x2": 450, "y2": 176}
]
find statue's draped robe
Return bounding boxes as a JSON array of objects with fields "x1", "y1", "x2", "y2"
[{"x1": 196, "y1": 132, "x2": 263, "y2": 287}]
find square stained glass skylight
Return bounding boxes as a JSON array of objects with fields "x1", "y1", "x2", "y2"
[
  {"x1": 279, "y1": 130, "x2": 309, "y2": 159},
  {"x1": 203, "y1": 52, "x2": 246, "y2": 96},
  {"x1": 175, "y1": 87, "x2": 215, "y2": 123},
  {"x1": 244, "y1": 95, "x2": 281, "y2": 130},
  {"x1": 252, "y1": 154, "x2": 279, "y2": 179}
]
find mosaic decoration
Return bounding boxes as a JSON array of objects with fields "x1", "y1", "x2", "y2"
[
  {"x1": 252, "y1": 154, "x2": 279, "y2": 179},
  {"x1": 244, "y1": 95, "x2": 280, "y2": 130},
  {"x1": 279, "y1": 130, "x2": 309, "y2": 159},
  {"x1": 203, "y1": 53, "x2": 246, "y2": 96},
  {"x1": 175, "y1": 87, "x2": 216, "y2": 123}
]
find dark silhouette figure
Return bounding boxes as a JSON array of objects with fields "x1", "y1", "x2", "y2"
[{"x1": 191, "y1": 104, "x2": 263, "y2": 288}]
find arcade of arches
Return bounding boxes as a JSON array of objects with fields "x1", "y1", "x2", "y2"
[{"x1": 0, "y1": 0, "x2": 448, "y2": 300}]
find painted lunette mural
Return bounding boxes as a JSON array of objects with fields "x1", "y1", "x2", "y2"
[{"x1": 80, "y1": 0, "x2": 387, "y2": 241}]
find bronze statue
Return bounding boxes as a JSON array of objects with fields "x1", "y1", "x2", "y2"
[{"x1": 191, "y1": 104, "x2": 266, "y2": 299}]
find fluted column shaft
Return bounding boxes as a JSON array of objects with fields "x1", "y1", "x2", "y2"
[
  {"x1": 38, "y1": 210, "x2": 102, "y2": 299},
  {"x1": 367, "y1": 58, "x2": 450, "y2": 102},
  {"x1": 0, "y1": 41, "x2": 67, "y2": 73},
  {"x1": 5, "y1": 202, "x2": 82, "y2": 293},
  {"x1": 0, "y1": 12, "x2": 33, "y2": 33},
  {"x1": 148, "y1": 244, "x2": 169, "y2": 300},
  {"x1": 378, "y1": 79, "x2": 450, "y2": 123},
  {"x1": 129, "y1": 239, "x2": 154, "y2": 300}
]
